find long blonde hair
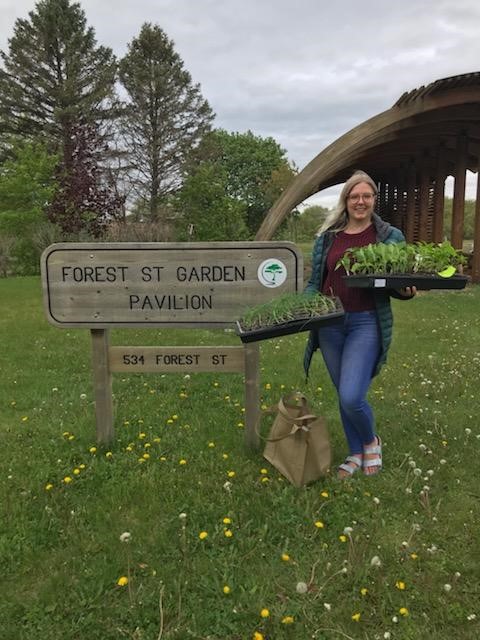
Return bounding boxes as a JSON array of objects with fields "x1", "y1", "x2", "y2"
[{"x1": 318, "y1": 170, "x2": 378, "y2": 234}]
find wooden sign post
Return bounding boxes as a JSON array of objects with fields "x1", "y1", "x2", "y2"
[{"x1": 41, "y1": 241, "x2": 302, "y2": 448}]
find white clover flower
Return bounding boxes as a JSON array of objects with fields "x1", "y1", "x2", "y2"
[
  {"x1": 454, "y1": 571, "x2": 461, "y2": 579},
  {"x1": 392, "y1": 616, "x2": 398, "y2": 623},
  {"x1": 384, "y1": 632, "x2": 392, "y2": 639},
  {"x1": 413, "y1": 468, "x2": 422, "y2": 476},
  {"x1": 80, "y1": 393, "x2": 87, "y2": 400},
  {"x1": 412, "y1": 523, "x2": 421, "y2": 531},
  {"x1": 443, "y1": 583, "x2": 452, "y2": 592},
  {"x1": 419, "y1": 443, "x2": 427, "y2": 451},
  {"x1": 296, "y1": 581, "x2": 308, "y2": 594},
  {"x1": 401, "y1": 541, "x2": 409, "y2": 548},
  {"x1": 119, "y1": 531, "x2": 131, "y2": 543},
  {"x1": 370, "y1": 555, "x2": 382, "y2": 567},
  {"x1": 467, "y1": 614, "x2": 477, "y2": 621},
  {"x1": 324, "y1": 602, "x2": 331, "y2": 611},
  {"x1": 223, "y1": 481, "x2": 232, "y2": 492},
  {"x1": 183, "y1": 374, "x2": 191, "y2": 380},
  {"x1": 422, "y1": 485, "x2": 430, "y2": 492},
  {"x1": 409, "y1": 460, "x2": 416, "y2": 468},
  {"x1": 178, "y1": 512, "x2": 187, "y2": 520},
  {"x1": 373, "y1": 497, "x2": 380, "y2": 505},
  {"x1": 465, "y1": 428, "x2": 472, "y2": 435},
  {"x1": 440, "y1": 459, "x2": 447, "y2": 465},
  {"x1": 427, "y1": 469, "x2": 434, "y2": 476},
  {"x1": 343, "y1": 526, "x2": 353, "y2": 535},
  {"x1": 341, "y1": 567, "x2": 348, "y2": 574}
]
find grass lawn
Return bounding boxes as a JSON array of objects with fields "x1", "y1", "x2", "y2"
[{"x1": 1, "y1": 276, "x2": 479, "y2": 639}]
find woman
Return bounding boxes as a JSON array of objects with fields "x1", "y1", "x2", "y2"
[{"x1": 304, "y1": 170, "x2": 415, "y2": 478}]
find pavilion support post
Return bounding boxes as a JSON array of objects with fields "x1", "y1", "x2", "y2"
[
  {"x1": 418, "y1": 156, "x2": 431, "y2": 241},
  {"x1": 405, "y1": 161, "x2": 417, "y2": 242},
  {"x1": 471, "y1": 165, "x2": 480, "y2": 283},
  {"x1": 451, "y1": 133, "x2": 467, "y2": 249},
  {"x1": 432, "y1": 144, "x2": 447, "y2": 243}
]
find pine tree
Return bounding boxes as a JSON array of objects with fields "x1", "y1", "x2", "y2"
[
  {"x1": 0, "y1": 0, "x2": 117, "y2": 152},
  {"x1": 118, "y1": 23, "x2": 214, "y2": 220}
]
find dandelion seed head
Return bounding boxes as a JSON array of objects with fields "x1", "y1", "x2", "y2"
[
  {"x1": 370, "y1": 555, "x2": 382, "y2": 567},
  {"x1": 443, "y1": 583, "x2": 452, "y2": 592},
  {"x1": 296, "y1": 581, "x2": 308, "y2": 594}
]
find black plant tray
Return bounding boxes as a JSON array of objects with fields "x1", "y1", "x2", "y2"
[
  {"x1": 235, "y1": 311, "x2": 344, "y2": 343},
  {"x1": 343, "y1": 274, "x2": 469, "y2": 291}
]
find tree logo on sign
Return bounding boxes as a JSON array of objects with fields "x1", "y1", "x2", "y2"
[{"x1": 257, "y1": 259, "x2": 287, "y2": 287}]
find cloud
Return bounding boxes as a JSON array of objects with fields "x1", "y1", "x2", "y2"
[{"x1": 1, "y1": 0, "x2": 479, "y2": 207}]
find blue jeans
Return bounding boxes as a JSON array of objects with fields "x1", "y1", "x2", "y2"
[{"x1": 317, "y1": 311, "x2": 381, "y2": 455}]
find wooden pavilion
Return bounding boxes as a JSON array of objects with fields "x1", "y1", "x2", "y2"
[{"x1": 255, "y1": 72, "x2": 480, "y2": 282}]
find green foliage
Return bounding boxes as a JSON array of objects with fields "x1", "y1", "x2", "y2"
[
  {"x1": 181, "y1": 129, "x2": 296, "y2": 236},
  {"x1": 0, "y1": 0, "x2": 117, "y2": 145},
  {"x1": 176, "y1": 163, "x2": 249, "y2": 240},
  {"x1": 238, "y1": 292, "x2": 342, "y2": 331},
  {"x1": 1, "y1": 277, "x2": 480, "y2": 639},
  {"x1": 294, "y1": 205, "x2": 329, "y2": 242},
  {"x1": 337, "y1": 241, "x2": 467, "y2": 275},
  {"x1": 118, "y1": 23, "x2": 214, "y2": 218},
  {"x1": 0, "y1": 140, "x2": 58, "y2": 211},
  {"x1": 443, "y1": 198, "x2": 476, "y2": 240}
]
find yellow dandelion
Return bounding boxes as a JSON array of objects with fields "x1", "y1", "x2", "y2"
[
  {"x1": 213, "y1": 382, "x2": 219, "y2": 387},
  {"x1": 281, "y1": 553, "x2": 290, "y2": 562},
  {"x1": 166, "y1": 419, "x2": 173, "y2": 424},
  {"x1": 63, "y1": 476, "x2": 72, "y2": 484},
  {"x1": 160, "y1": 456, "x2": 166, "y2": 461},
  {"x1": 172, "y1": 414, "x2": 178, "y2": 420},
  {"x1": 222, "y1": 453, "x2": 229, "y2": 459},
  {"x1": 79, "y1": 464, "x2": 86, "y2": 469},
  {"x1": 45, "y1": 483, "x2": 53, "y2": 491},
  {"x1": 360, "y1": 587, "x2": 368, "y2": 596},
  {"x1": 314, "y1": 521, "x2": 325, "y2": 529},
  {"x1": 105, "y1": 451, "x2": 113, "y2": 459},
  {"x1": 227, "y1": 471, "x2": 235, "y2": 478},
  {"x1": 208, "y1": 442, "x2": 216, "y2": 448},
  {"x1": 253, "y1": 633, "x2": 264, "y2": 640},
  {"x1": 260, "y1": 468, "x2": 268, "y2": 475},
  {"x1": 117, "y1": 576, "x2": 128, "y2": 586},
  {"x1": 260, "y1": 608, "x2": 270, "y2": 618},
  {"x1": 198, "y1": 531, "x2": 208, "y2": 540},
  {"x1": 143, "y1": 453, "x2": 150, "y2": 460},
  {"x1": 320, "y1": 491, "x2": 329, "y2": 498},
  {"x1": 339, "y1": 535, "x2": 347, "y2": 543},
  {"x1": 138, "y1": 432, "x2": 146, "y2": 439},
  {"x1": 224, "y1": 529, "x2": 233, "y2": 538},
  {"x1": 223, "y1": 585, "x2": 231, "y2": 594},
  {"x1": 281, "y1": 616, "x2": 294, "y2": 624},
  {"x1": 399, "y1": 607, "x2": 409, "y2": 616},
  {"x1": 125, "y1": 445, "x2": 133, "y2": 452},
  {"x1": 144, "y1": 442, "x2": 151, "y2": 448},
  {"x1": 68, "y1": 435, "x2": 75, "y2": 440},
  {"x1": 89, "y1": 446, "x2": 97, "y2": 454},
  {"x1": 73, "y1": 468, "x2": 80, "y2": 475},
  {"x1": 138, "y1": 458, "x2": 146, "y2": 464},
  {"x1": 21, "y1": 416, "x2": 29, "y2": 422},
  {"x1": 265, "y1": 383, "x2": 271, "y2": 390},
  {"x1": 410, "y1": 552, "x2": 418, "y2": 560},
  {"x1": 237, "y1": 422, "x2": 244, "y2": 427},
  {"x1": 261, "y1": 477, "x2": 269, "y2": 483},
  {"x1": 179, "y1": 459, "x2": 187, "y2": 465},
  {"x1": 223, "y1": 517, "x2": 232, "y2": 524},
  {"x1": 351, "y1": 612, "x2": 361, "y2": 622},
  {"x1": 395, "y1": 580, "x2": 406, "y2": 590},
  {"x1": 153, "y1": 437, "x2": 161, "y2": 443}
]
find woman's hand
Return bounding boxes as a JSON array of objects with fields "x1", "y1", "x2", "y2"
[{"x1": 399, "y1": 286, "x2": 417, "y2": 297}]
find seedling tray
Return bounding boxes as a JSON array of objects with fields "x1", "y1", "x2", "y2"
[
  {"x1": 343, "y1": 274, "x2": 468, "y2": 290},
  {"x1": 235, "y1": 311, "x2": 344, "y2": 343}
]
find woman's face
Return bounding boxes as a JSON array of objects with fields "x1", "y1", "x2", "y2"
[{"x1": 346, "y1": 181, "x2": 376, "y2": 224}]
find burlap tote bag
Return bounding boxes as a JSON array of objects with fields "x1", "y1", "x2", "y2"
[{"x1": 262, "y1": 393, "x2": 331, "y2": 487}]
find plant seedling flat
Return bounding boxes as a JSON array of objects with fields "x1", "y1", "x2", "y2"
[{"x1": 343, "y1": 273, "x2": 469, "y2": 290}]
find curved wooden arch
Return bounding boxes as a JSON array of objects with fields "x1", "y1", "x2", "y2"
[{"x1": 255, "y1": 73, "x2": 480, "y2": 245}]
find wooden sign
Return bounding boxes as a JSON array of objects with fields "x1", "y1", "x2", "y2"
[
  {"x1": 41, "y1": 241, "x2": 303, "y2": 328},
  {"x1": 109, "y1": 346, "x2": 245, "y2": 373}
]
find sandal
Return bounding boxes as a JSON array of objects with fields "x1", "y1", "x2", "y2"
[
  {"x1": 337, "y1": 455, "x2": 362, "y2": 478},
  {"x1": 363, "y1": 436, "x2": 382, "y2": 475}
]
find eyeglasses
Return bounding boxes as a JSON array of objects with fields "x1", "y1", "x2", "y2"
[{"x1": 347, "y1": 193, "x2": 376, "y2": 203}]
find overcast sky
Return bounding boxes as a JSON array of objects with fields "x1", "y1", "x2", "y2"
[{"x1": 1, "y1": 0, "x2": 479, "y2": 207}]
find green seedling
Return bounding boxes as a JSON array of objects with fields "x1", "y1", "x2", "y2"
[{"x1": 238, "y1": 292, "x2": 342, "y2": 332}]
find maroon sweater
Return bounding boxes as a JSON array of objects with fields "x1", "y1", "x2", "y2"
[{"x1": 322, "y1": 225, "x2": 376, "y2": 311}]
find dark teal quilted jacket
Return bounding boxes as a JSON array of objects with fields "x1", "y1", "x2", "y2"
[{"x1": 303, "y1": 214, "x2": 407, "y2": 378}]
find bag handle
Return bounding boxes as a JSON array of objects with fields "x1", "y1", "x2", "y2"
[{"x1": 255, "y1": 394, "x2": 318, "y2": 442}]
